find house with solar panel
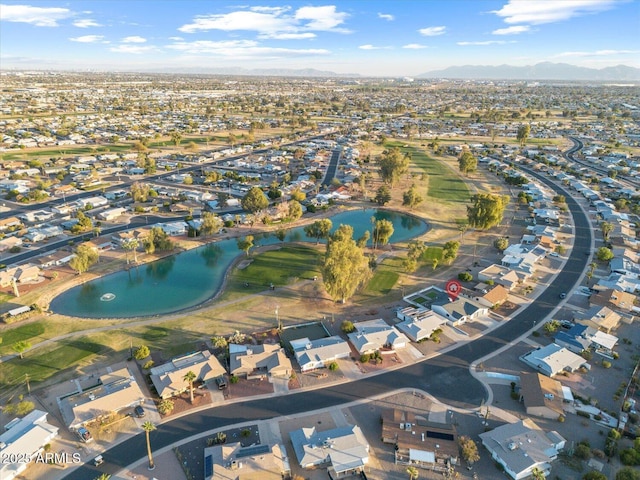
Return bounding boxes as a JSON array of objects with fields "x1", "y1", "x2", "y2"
[
  {"x1": 203, "y1": 442, "x2": 290, "y2": 480},
  {"x1": 290, "y1": 424, "x2": 369, "y2": 478}
]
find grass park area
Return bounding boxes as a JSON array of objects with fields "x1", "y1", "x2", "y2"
[{"x1": 385, "y1": 141, "x2": 470, "y2": 204}]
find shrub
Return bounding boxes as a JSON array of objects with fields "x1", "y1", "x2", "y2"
[
  {"x1": 359, "y1": 354, "x2": 371, "y2": 363},
  {"x1": 602, "y1": 360, "x2": 612, "y2": 369},
  {"x1": 558, "y1": 415, "x2": 565, "y2": 423},
  {"x1": 157, "y1": 399, "x2": 174, "y2": 415},
  {"x1": 574, "y1": 443, "x2": 592, "y2": 460},
  {"x1": 134, "y1": 345, "x2": 150, "y2": 360},
  {"x1": 510, "y1": 391, "x2": 519, "y2": 400},
  {"x1": 341, "y1": 320, "x2": 355, "y2": 333},
  {"x1": 328, "y1": 362, "x2": 339, "y2": 371},
  {"x1": 230, "y1": 375, "x2": 239, "y2": 384},
  {"x1": 458, "y1": 272, "x2": 473, "y2": 282},
  {"x1": 577, "y1": 410, "x2": 591, "y2": 418},
  {"x1": 142, "y1": 360, "x2": 155, "y2": 369}
]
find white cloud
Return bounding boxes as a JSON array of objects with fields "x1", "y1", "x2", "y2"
[
  {"x1": 493, "y1": 0, "x2": 619, "y2": 25},
  {"x1": 109, "y1": 44, "x2": 156, "y2": 54},
  {"x1": 122, "y1": 36, "x2": 147, "y2": 43},
  {"x1": 165, "y1": 39, "x2": 329, "y2": 58},
  {"x1": 457, "y1": 40, "x2": 515, "y2": 46},
  {"x1": 0, "y1": 4, "x2": 73, "y2": 27},
  {"x1": 258, "y1": 32, "x2": 316, "y2": 40},
  {"x1": 358, "y1": 44, "x2": 389, "y2": 50},
  {"x1": 403, "y1": 43, "x2": 428, "y2": 49},
  {"x1": 168, "y1": 36, "x2": 184, "y2": 41},
  {"x1": 69, "y1": 35, "x2": 104, "y2": 43},
  {"x1": 492, "y1": 25, "x2": 531, "y2": 35},
  {"x1": 73, "y1": 18, "x2": 102, "y2": 28},
  {"x1": 419, "y1": 26, "x2": 446, "y2": 36},
  {"x1": 378, "y1": 13, "x2": 394, "y2": 21},
  {"x1": 553, "y1": 49, "x2": 639, "y2": 57},
  {"x1": 178, "y1": 5, "x2": 349, "y2": 35}
]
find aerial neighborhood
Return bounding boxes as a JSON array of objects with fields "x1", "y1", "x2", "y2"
[{"x1": 0, "y1": 8, "x2": 639, "y2": 477}]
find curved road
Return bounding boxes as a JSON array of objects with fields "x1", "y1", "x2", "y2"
[{"x1": 64, "y1": 150, "x2": 593, "y2": 479}]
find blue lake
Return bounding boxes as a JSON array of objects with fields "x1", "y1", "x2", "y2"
[{"x1": 50, "y1": 209, "x2": 427, "y2": 318}]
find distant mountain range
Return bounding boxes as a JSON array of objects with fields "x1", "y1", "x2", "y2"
[{"x1": 418, "y1": 62, "x2": 640, "y2": 81}]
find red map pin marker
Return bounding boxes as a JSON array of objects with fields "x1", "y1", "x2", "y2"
[{"x1": 445, "y1": 279, "x2": 462, "y2": 301}]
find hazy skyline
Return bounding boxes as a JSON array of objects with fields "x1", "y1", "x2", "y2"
[{"x1": 1, "y1": 0, "x2": 639, "y2": 76}]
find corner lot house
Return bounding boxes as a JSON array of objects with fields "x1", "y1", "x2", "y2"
[
  {"x1": 0, "y1": 410, "x2": 58, "y2": 480},
  {"x1": 204, "y1": 442, "x2": 290, "y2": 480},
  {"x1": 519, "y1": 372, "x2": 571, "y2": 420},
  {"x1": 520, "y1": 344, "x2": 588, "y2": 377},
  {"x1": 290, "y1": 424, "x2": 369, "y2": 478},
  {"x1": 479, "y1": 419, "x2": 565, "y2": 480},
  {"x1": 150, "y1": 350, "x2": 226, "y2": 399},
  {"x1": 60, "y1": 367, "x2": 145, "y2": 429}
]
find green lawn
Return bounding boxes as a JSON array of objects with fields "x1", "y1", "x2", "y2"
[
  {"x1": 0, "y1": 337, "x2": 103, "y2": 386},
  {"x1": 386, "y1": 141, "x2": 470, "y2": 203},
  {"x1": 224, "y1": 245, "x2": 322, "y2": 297},
  {"x1": 0, "y1": 292, "x2": 11, "y2": 305},
  {"x1": 422, "y1": 247, "x2": 443, "y2": 262},
  {"x1": 0, "y1": 144, "x2": 131, "y2": 161},
  {"x1": 363, "y1": 256, "x2": 403, "y2": 296},
  {"x1": 0, "y1": 321, "x2": 47, "y2": 355}
]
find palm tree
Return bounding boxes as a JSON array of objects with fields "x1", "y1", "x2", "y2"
[
  {"x1": 406, "y1": 465, "x2": 419, "y2": 480},
  {"x1": 142, "y1": 421, "x2": 156, "y2": 470},
  {"x1": 184, "y1": 370, "x2": 197, "y2": 404},
  {"x1": 93, "y1": 474, "x2": 111, "y2": 480}
]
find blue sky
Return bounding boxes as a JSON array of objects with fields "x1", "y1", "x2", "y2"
[{"x1": 1, "y1": 0, "x2": 638, "y2": 75}]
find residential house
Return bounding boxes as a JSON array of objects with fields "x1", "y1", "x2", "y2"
[
  {"x1": 573, "y1": 305, "x2": 621, "y2": 333},
  {"x1": 347, "y1": 319, "x2": 409, "y2": 355},
  {"x1": 431, "y1": 297, "x2": 488, "y2": 326},
  {"x1": 381, "y1": 409, "x2": 457, "y2": 472},
  {"x1": 520, "y1": 344, "x2": 588, "y2": 377},
  {"x1": 471, "y1": 284, "x2": 509, "y2": 308},
  {"x1": 0, "y1": 216, "x2": 21, "y2": 231},
  {"x1": 477, "y1": 264, "x2": 524, "y2": 290},
  {"x1": 292, "y1": 336, "x2": 351, "y2": 372},
  {"x1": 590, "y1": 288, "x2": 636, "y2": 313},
  {"x1": 204, "y1": 442, "x2": 290, "y2": 480},
  {"x1": 0, "y1": 236, "x2": 22, "y2": 253},
  {"x1": 39, "y1": 250, "x2": 75, "y2": 268},
  {"x1": 519, "y1": 373, "x2": 570, "y2": 420},
  {"x1": 150, "y1": 351, "x2": 226, "y2": 399},
  {"x1": 479, "y1": 419, "x2": 565, "y2": 480},
  {"x1": 0, "y1": 410, "x2": 59, "y2": 480},
  {"x1": 395, "y1": 310, "x2": 449, "y2": 342},
  {"x1": 228, "y1": 343, "x2": 292, "y2": 379},
  {"x1": 290, "y1": 424, "x2": 369, "y2": 478},
  {"x1": 98, "y1": 207, "x2": 126, "y2": 222},
  {"x1": 60, "y1": 367, "x2": 145, "y2": 429},
  {"x1": 555, "y1": 324, "x2": 618, "y2": 357}
]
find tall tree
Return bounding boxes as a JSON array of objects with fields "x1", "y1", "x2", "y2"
[
  {"x1": 69, "y1": 244, "x2": 99, "y2": 275},
  {"x1": 374, "y1": 185, "x2": 392, "y2": 206},
  {"x1": 130, "y1": 182, "x2": 151, "y2": 203},
  {"x1": 288, "y1": 200, "x2": 303, "y2": 221},
  {"x1": 201, "y1": 212, "x2": 223, "y2": 237},
  {"x1": 373, "y1": 219, "x2": 394, "y2": 249},
  {"x1": 241, "y1": 186, "x2": 269, "y2": 213},
  {"x1": 517, "y1": 124, "x2": 530, "y2": 147},
  {"x1": 183, "y1": 370, "x2": 196, "y2": 404},
  {"x1": 237, "y1": 236, "x2": 254, "y2": 257},
  {"x1": 458, "y1": 150, "x2": 478, "y2": 175},
  {"x1": 170, "y1": 131, "x2": 182, "y2": 146},
  {"x1": 459, "y1": 435, "x2": 480, "y2": 464},
  {"x1": 402, "y1": 184, "x2": 423, "y2": 209},
  {"x1": 376, "y1": 147, "x2": 410, "y2": 186},
  {"x1": 322, "y1": 225, "x2": 371, "y2": 303},
  {"x1": 304, "y1": 218, "x2": 333, "y2": 244},
  {"x1": 121, "y1": 237, "x2": 139, "y2": 264},
  {"x1": 142, "y1": 421, "x2": 156, "y2": 470},
  {"x1": 600, "y1": 221, "x2": 613, "y2": 242},
  {"x1": 467, "y1": 193, "x2": 510, "y2": 230}
]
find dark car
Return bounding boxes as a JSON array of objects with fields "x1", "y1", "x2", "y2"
[
  {"x1": 134, "y1": 405, "x2": 145, "y2": 418},
  {"x1": 559, "y1": 292, "x2": 567, "y2": 299}
]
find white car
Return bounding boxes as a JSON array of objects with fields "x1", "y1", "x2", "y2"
[{"x1": 549, "y1": 252, "x2": 560, "y2": 257}]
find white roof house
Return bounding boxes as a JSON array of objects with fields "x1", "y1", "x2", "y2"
[
  {"x1": 292, "y1": 336, "x2": 351, "y2": 372},
  {"x1": 290, "y1": 425, "x2": 369, "y2": 476},
  {"x1": 395, "y1": 310, "x2": 449, "y2": 342},
  {"x1": 520, "y1": 344, "x2": 588, "y2": 377},
  {"x1": 347, "y1": 319, "x2": 409, "y2": 354},
  {"x1": 0, "y1": 410, "x2": 58, "y2": 480},
  {"x1": 479, "y1": 419, "x2": 565, "y2": 480}
]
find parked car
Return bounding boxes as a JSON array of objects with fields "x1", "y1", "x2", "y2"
[
  {"x1": 559, "y1": 292, "x2": 567, "y2": 299},
  {"x1": 134, "y1": 405, "x2": 145, "y2": 418},
  {"x1": 549, "y1": 252, "x2": 559, "y2": 257},
  {"x1": 93, "y1": 455, "x2": 104, "y2": 466},
  {"x1": 76, "y1": 427, "x2": 93, "y2": 442}
]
